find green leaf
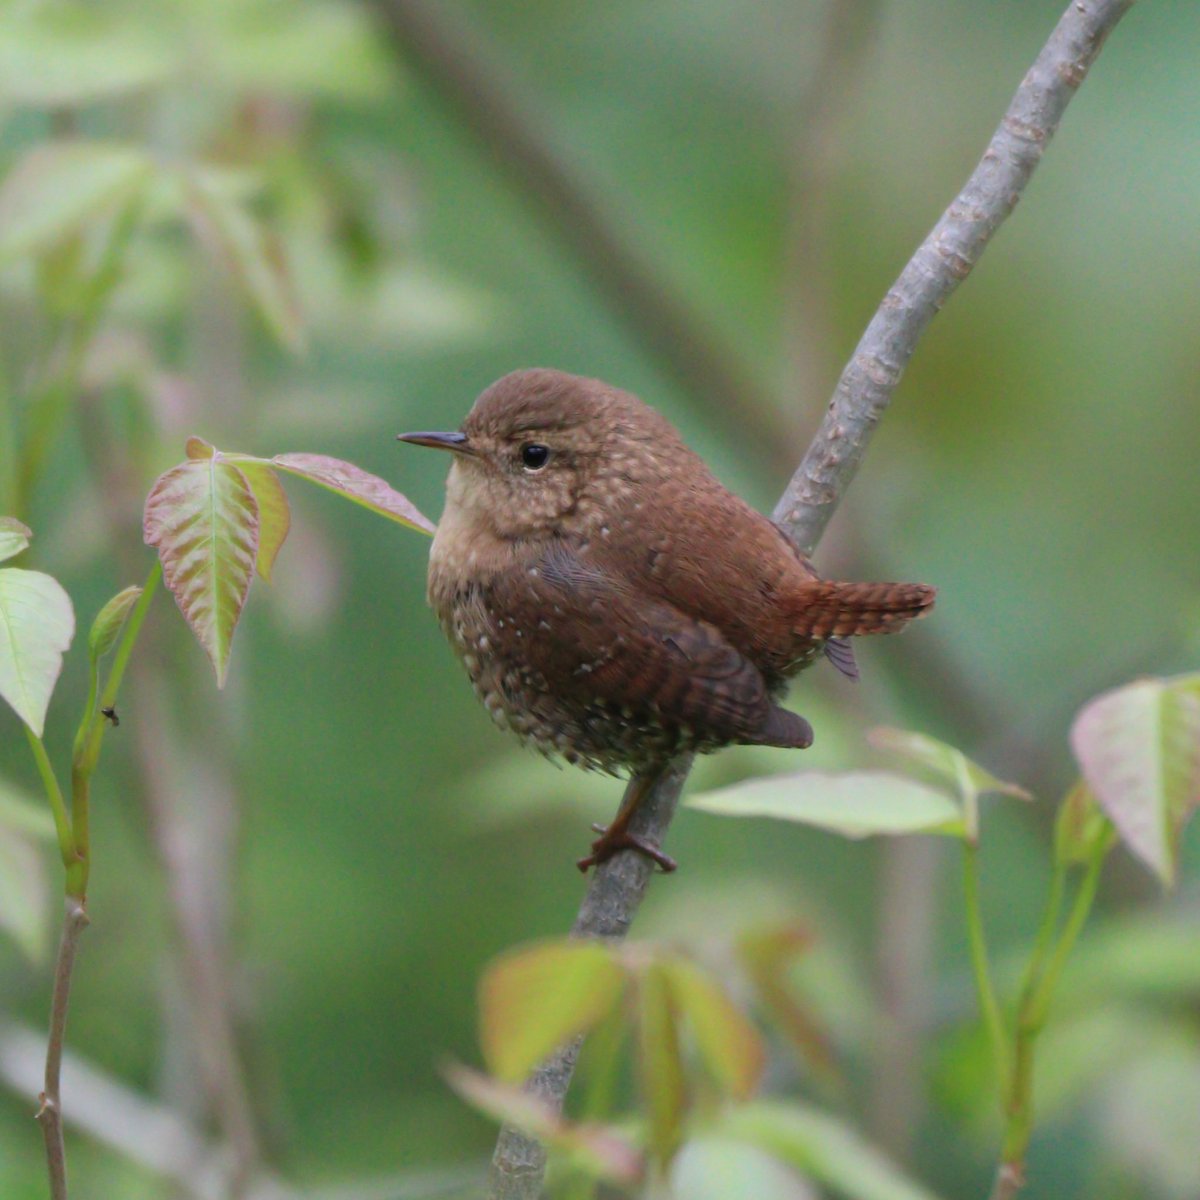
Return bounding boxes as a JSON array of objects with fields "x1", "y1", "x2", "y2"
[
  {"x1": 670, "y1": 1137, "x2": 817, "y2": 1200},
  {"x1": 236, "y1": 462, "x2": 292, "y2": 583},
  {"x1": 638, "y1": 961, "x2": 687, "y2": 1165},
  {"x1": 267, "y1": 453, "x2": 436, "y2": 535},
  {"x1": 143, "y1": 457, "x2": 260, "y2": 688},
  {"x1": 0, "y1": 825, "x2": 49, "y2": 962},
  {"x1": 0, "y1": 141, "x2": 152, "y2": 267},
  {"x1": 444, "y1": 1063, "x2": 643, "y2": 1186},
  {"x1": 869, "y1": 726, "x2": 1030, "y2": 839},
  {"x1": 661, "y1": 956, "x2": 765, "y2": 1100},
  {"x1": 1070, "y1": 678, "x2": 1200, "y2": 885},
  {"x1": 0, "y1": 777, "x2": 55, "y2": 840},
  {"x1": 0, "y1": 5, "x2": 174, "y2": 105},
  {"x1": 0, "y1": 568, "x2": 76, "y2": 735},
  {"x1": 724, "y1": 1102, "x2": 946, "y2": 1200},
  {"x1": 185, "y1": 170, "x2": 306, "y2": 352},
  {"x1": 0, "y1": 517, "x2": 31, "y2": 563},
  {"x1": 479, "y1": 940, "x2": 626, "y2": 1083},
  {"x1": 88, "y1": 585, "x2": 143, "y2": 663},
  {"x1": 687, "y1": 771, "x2": 965, "y2": 840}
]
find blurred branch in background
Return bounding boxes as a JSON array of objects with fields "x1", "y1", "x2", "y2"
[
  {"x1": 80, "y1": 395, "x2": 268, "y2": 1195},
  {"x1": 366, "y1": 0, "x2": 791, "y2": 473},
  {"x1": 868, "y1": 836, "x2": 941, "y2": 1160},
  {"x1": 780, "y1": 0, "x2": 883, "y2": 410},
  {"x1": 452, "y1": 0, "x2": 1137, "y2": 1194},
  {"x1": 0, "y1": 1020, "x2": 480, "y2": 1200}
]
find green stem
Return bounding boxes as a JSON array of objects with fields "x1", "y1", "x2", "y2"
[
  {"x1": 998, "y1": 836, "x2": 1110, "y2": 1172},
  {"x1": 1024, "y1": 841, "x2": 1108, "y2": 1029},
  {"x1": 73, "y1": 563, "x2": 161, "y2": 773},
  {"x1": 24, "y1": 726, "x2": 76, "y2": 874},
  {"x1": 1013, "y1": 859, "x2": 1067, "y2": 1012},
  {"x1": 69, "y1": 561, "x2": 161, "y2": 895},
  {"x1": 962, "y1": 842, "x2": 1010, "y2": 1094},
  {"x1": 75, "y1": 659, "x2": 100, "y2": 765}
]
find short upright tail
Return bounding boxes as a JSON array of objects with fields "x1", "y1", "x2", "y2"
[{"x1": 788, "y1": 581, "x2": 936, "y2": 639}]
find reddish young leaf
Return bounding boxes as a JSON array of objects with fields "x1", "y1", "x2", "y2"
[
  {"x1": 236, "y1": 461, "x2": 292, "y2": 582},
  {"x1": 444, "y1": 1064, "x2": 643, "y2": 1186},
  {"x1": 1070, "y1": 679, "x2": 1200, "y2": 885},
  {"x1": 143, "y1": 458, "x2": 259, "y2": 687},
  {"x1": 270, "y1": 452, "x2": 435, "y2": 534}
]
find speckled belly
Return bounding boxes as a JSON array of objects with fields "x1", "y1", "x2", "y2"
[{"x1": 437, "y1": 591, "x2": 714, "y2": 775}]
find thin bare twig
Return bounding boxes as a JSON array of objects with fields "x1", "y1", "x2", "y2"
[
  {"x1": 367, "y1": 0, "x2": 785, "y2": 472},
  {"x1": 989, "y1": 1163, "x2": 1026, "y2": 1200},
  {"x1": 36, "y1": 898, "x2": 89, "y2": 1200},
  {"x1": 479, "y1": 1, "x2": 1135, "y2": 1195}
]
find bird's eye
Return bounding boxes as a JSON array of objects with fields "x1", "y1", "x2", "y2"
[{"x1": 520, "y1": 443, "x2": 551, "y2": 471}]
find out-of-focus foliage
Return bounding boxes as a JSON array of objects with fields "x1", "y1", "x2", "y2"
[
  {"x1": 0, "y1": 1, "x2": 1198, "y2": 1198},
  {"x1": 1071, "y1": 674, "x2": 1200, "y2": 884},
  {"x1": 0, "y1": 528, "x2": 75, "y2": 737}
]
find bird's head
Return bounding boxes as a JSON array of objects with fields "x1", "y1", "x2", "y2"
[{"x1": 399, "y1": 368, "x2": 681, "y2": 541}]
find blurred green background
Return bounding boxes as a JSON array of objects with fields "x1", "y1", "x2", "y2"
[{"x1": 1, "y1": 0, "x2": 1198, "y2": 1197}]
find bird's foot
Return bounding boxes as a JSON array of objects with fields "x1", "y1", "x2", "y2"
[{"x1": 576, "y1": 823, "x2": 677, "y2": 874}]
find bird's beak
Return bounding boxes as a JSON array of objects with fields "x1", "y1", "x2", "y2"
[{"x1": 396, "y1": 430, "x2": 476, "y2": 456}]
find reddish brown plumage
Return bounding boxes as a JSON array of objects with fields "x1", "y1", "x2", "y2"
[
  {"x1": 402, "y1": 368, "x2": 936, "y2": 782},
  {"x1": 785, "y1": 580, "x2": 936, "y2": 639}
]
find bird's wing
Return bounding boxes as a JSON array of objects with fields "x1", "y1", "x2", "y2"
[
  {"x1": 604, "y1": 477, "x2": 821, "y2": 668},
  {"x1": 493, "y1": 542, "x2": 778, "y2": 744}
]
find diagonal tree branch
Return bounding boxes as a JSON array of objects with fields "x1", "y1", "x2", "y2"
[{"x1": 480, "y1": 1, "x2": 1135, "y2": 1195}]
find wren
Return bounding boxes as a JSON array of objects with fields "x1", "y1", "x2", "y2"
[{"x1": 400, "y1": 369, "x2": 935, "y2": 872}]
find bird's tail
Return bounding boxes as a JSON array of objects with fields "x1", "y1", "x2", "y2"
[{"x1": 787, "y1": 581, "x2": 936, "y2": 639}]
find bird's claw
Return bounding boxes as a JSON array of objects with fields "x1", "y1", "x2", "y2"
[{"x1": 576, "y1": 824, "x2": 677, "y2": 874}]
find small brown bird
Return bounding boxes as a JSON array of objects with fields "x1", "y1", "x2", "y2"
[{"x1": 400, "y1": 369, "x2": 934, "y2": 871}]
